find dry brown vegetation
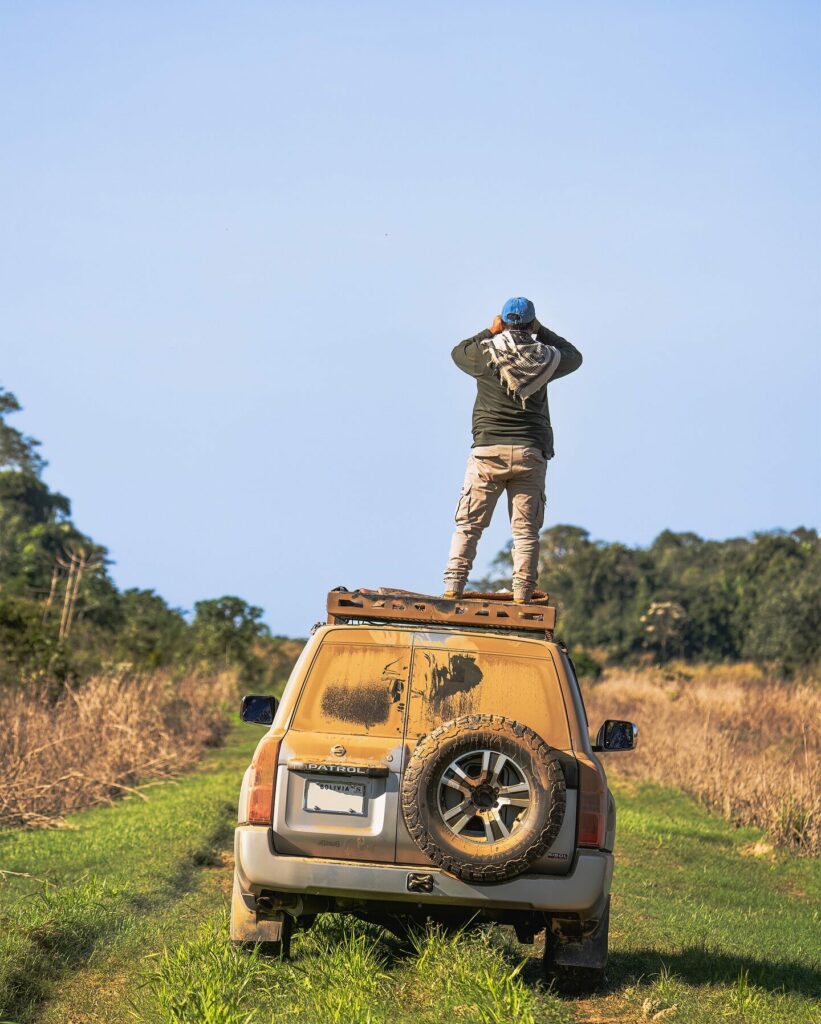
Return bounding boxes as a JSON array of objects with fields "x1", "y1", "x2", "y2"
[
  {"x1": 0, "y1": 669, "x2": 237, "y2": 828},
  {"x1": 584, "y1": 663, "x2": 821, "y2": 854}
]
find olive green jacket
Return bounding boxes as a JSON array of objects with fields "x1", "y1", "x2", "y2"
[{"x1": 451, "y1": 325, "x2": 582, "y2": 458}]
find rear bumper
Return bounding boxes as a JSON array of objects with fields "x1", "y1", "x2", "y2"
[{"x1": 235, "y1": 826, "x2": 613, "y2": 916}]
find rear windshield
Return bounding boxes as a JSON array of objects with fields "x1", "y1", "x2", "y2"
[
  {"x1": 406, "y1": 645, "x2": 570, "y2": 748},
  {"x1": 291, "y1": 642, "x2": 408, "y2": 737}
]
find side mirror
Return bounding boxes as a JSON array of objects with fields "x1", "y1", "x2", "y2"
[
  {"x1": 593, "y1": 719, "x2": 637, "y2": 752},
  {"x1": 240, "y1": 694, "x2": 279, "y2": 726}
]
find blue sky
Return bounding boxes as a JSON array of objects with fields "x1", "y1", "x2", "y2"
[{"x1": 2, "y1": 2, "x2": 819, "y2": 636}]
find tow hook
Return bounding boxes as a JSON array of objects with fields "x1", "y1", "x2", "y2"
[{"x1": 407, "y1": 872, "x2": 434, "y2": 894}]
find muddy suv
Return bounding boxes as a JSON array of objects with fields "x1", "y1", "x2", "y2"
[{"x1": 232, "y1": 589, "x2": 636, "y2": 987}]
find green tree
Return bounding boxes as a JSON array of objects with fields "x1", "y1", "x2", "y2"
[
  {"x1": 740, "y1": 530, "x2": 821, "y2": 675},
  {"x1": 113, "y1": 589, "x2": 189, "y2": 669},
  {"x1": 0, "y1": 594, "x2": 58, "y2": 686},
  {"x1": 640, "y1": 600, "x2": 688, "y2": 661},
  {"x1": 191, "y1": 596, "x2": 271, "y2": 682},
  {"x1": 0, "y1": 386, "x2": 45, "y2": 475},
  {"x1": 481, "y1": 523, "x2": 820, "y2": 673},
  {"x1": 0, "y1": 385, "x2": 296, "y2": 690}
]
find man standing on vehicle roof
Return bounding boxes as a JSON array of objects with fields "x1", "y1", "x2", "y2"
[{"x1": 443, "y1": 297, "x2": 582, "y2": 604}]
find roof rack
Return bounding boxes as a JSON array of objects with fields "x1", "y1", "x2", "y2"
[{"x1": 326, "y1": 588, "x2": 556, "y2": 636}]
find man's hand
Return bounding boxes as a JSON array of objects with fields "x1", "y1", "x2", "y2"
[{"x1": 490, "y1": 315, "x2": 505, "y2": 335}]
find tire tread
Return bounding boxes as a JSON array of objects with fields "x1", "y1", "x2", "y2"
[{"x1": 400, "y1": 714, "x2": 566, "y2": 883}]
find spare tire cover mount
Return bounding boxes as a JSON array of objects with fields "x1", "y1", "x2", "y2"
[{"x1": 401, "y1": 714, "x2": 567, "y2": 884}]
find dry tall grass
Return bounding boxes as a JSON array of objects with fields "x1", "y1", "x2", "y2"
[
  {"x1": 0, "y1": 669, "x2": 237, "y2": 828},
  {"x1": 584, "y1": 663, "x2": 821, "y2": 853}
]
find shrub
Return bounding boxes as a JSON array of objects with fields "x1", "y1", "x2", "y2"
[
  {"x1": 0, "y1": 668, "x2": 237, "y2": 827},
  {"x1": 583, "y1": 664, "x2": 821, "y2": 852}
]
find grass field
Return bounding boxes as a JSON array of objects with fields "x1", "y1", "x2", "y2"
[
  {"x1": 583, "y1": 665, "x2": 821, "y2": 854},
  {"x1": 1, "y1": 728, "x2": 818, "y2": 1024}
]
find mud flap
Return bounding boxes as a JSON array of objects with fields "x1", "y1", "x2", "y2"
[
  {"x1": 230, "y1": 873, "x2": 286, "y2": 944},
  {"x1": 549, "y1": 896, "x2": 609, "y2": 970}
]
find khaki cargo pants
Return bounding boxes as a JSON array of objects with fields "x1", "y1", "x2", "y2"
[{"x1": 443, "y1": 444, "x2": 547, "y2": 600}]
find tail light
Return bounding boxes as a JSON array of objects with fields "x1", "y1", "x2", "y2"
[
  {"x1": 577, "y1": 761, "x2": 607, "y2": 848},
  {"x1": 247, "y1": 734, "x2": 281, "y2": 826}
]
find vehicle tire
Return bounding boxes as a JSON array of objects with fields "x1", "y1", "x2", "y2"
[{"x1": 401, "y1": 714, "x2": 566, "y2": 883}]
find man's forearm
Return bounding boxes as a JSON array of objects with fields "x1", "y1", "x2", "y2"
[
  {"x1": 536, "y1": 324, "x2": 582, "y2": 380},
  {"x1": 452, "y1": 329, "x2": 492, "y2": 378}
]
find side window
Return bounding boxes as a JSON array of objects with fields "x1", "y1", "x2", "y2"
[
  {"x1": 292, "y1": 643, "x2": 409, "y2": 737},
  {"x1": 406, "y1": 647, "x2": 570, "y2": 747}
]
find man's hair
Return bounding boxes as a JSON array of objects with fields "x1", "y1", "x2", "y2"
[{"x1": 506, "y1": 317, "x2": 536, "y2": 330}]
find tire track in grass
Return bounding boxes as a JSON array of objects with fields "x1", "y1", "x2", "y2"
[
  {"x1": 0, "y1": 728, "x2": 258, "y2": 1024},
  {"x1": 4, "y1": 730, "x2": 820, "y2": 1024},
  {"x1": 37, "y1": 849, "x2": 239, "y2": 1024}
]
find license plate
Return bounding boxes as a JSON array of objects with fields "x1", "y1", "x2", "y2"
[{"x1": 304, "y1": 779, "x2": 367, "y2": 816}]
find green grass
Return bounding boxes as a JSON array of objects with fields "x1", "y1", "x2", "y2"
[
  {"x1": 0, "y1": 733, "x2": 818, "y2": 1024},
  {"x1": 581, "y1": 781, "x2": 821, "y2": 1023},
  {"x1": 0, "y1": 728, "x2": 255, "y2": 1023},
  {"x1": 139, "y1": 915, "x2": 572, "y2": 1024}
]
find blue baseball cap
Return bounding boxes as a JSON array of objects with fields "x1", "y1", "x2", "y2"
[{"x1": 501, "y1": 296, "x2": 536, "y2": 325}]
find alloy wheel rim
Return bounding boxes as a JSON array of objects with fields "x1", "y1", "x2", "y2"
[{"x1": 436, "y1": 748, "x2": 531, "y2": 844}]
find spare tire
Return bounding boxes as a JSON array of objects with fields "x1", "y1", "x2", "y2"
[{"x1": 401, "y1": 714, "x2": 566, "y2": 884}]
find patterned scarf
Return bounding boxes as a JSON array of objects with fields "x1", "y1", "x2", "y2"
[{"x1": 480, "y1": 329, "x2": 561, "y2": 406}]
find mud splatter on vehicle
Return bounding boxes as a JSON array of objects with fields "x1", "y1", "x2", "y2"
[
  {"x1": 429, "y1": 653, "x2": 483, "y2": 719},
  {"x1": 320, "y1": 682, "x2": 391, "y2": 728},
  {"x1": 234, "y1": 588, "x2": 635, "y2": 990}
]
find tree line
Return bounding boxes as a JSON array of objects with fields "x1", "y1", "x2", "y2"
[
  {"x1": 3, "y1": 385, "x2": 817, "y2": 687},
  {"x1": 480, "y1": 523, "x2": 820, "y2": 675},
  {"x1": 0, "y1": 387, "x2": 301, "y2": 690}
]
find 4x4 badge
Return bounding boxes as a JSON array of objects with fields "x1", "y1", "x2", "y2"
[{"x1": 331, "y1": 744, "x2": 346, "y2": 757}]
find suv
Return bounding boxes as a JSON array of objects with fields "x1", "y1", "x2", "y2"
[{"x1": 231, "y1": 589, "x2": 636, "y2": 987}]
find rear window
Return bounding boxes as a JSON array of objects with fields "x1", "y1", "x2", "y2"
[
  {"x1": 405, "y1": 646, "x2": 570, "y2": 748},
  {"x1": 291, "y1": 642, "x2": 409, "y2": 737}
]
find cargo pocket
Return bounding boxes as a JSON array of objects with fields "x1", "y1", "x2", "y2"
[
  {"x1": 522, "y1": 447, "x2": 547, "y2": 465},
  {"x1": 536, "y1": 490, "x2": 547, "y2": 530},
  {"x1": 455, "y1": 486, "x2": 471, "y2": 523}
]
